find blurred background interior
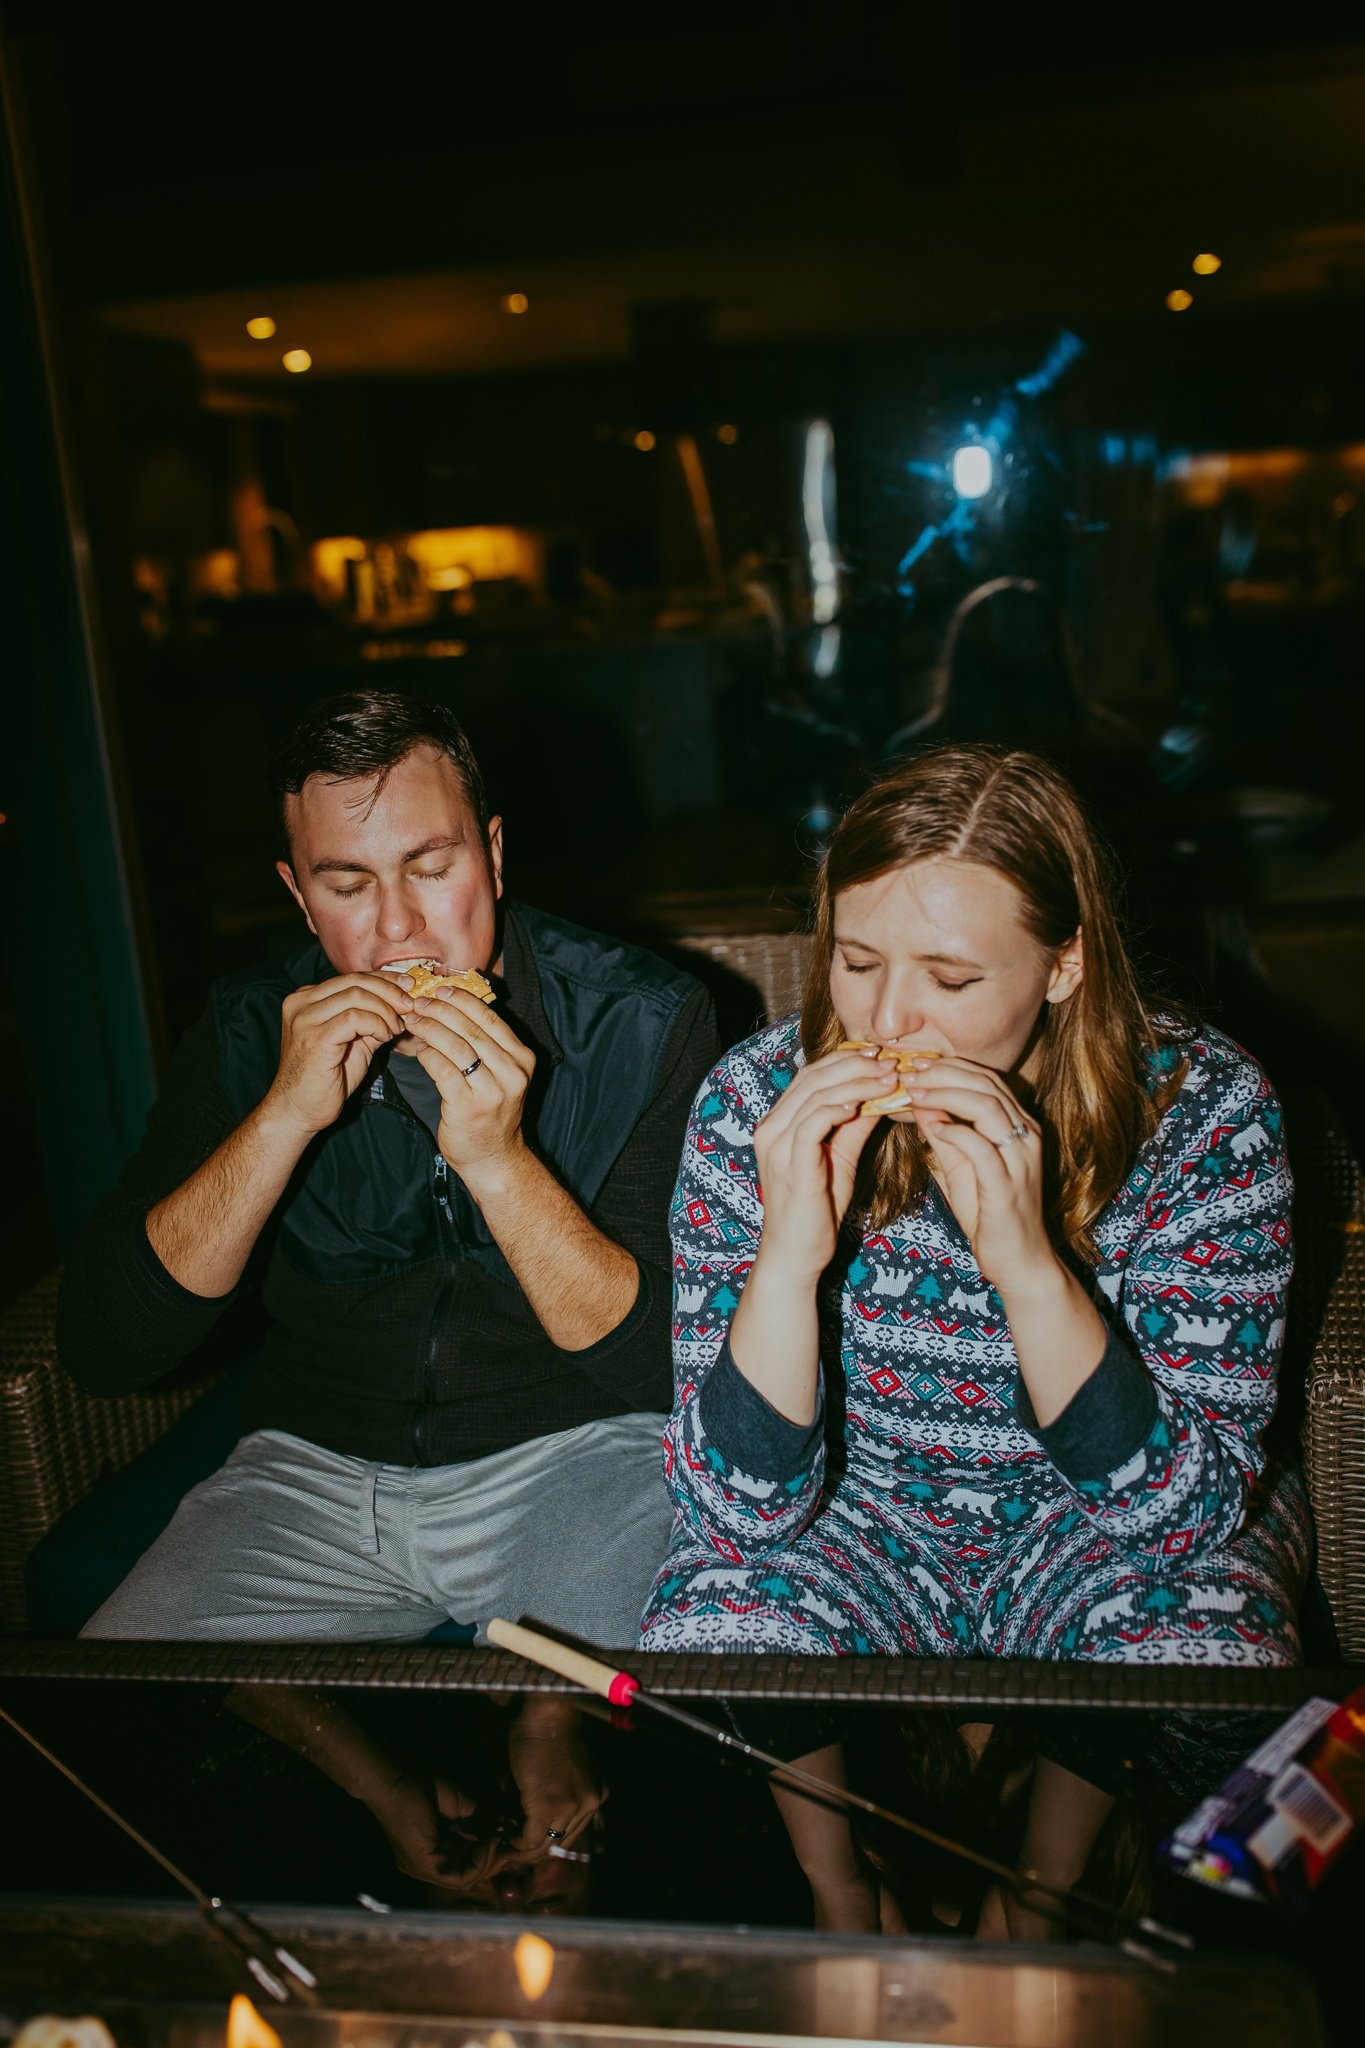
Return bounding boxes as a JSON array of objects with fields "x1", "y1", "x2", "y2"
[{"x1": 4, "y1": 1, "x2": 1365, "y2": 1302}]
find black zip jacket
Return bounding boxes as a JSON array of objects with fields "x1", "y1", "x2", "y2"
[{"x1": 58, "y1": 904, "x2": 718, "y2": 1465}]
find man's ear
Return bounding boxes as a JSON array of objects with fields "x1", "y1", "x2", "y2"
[
  {"x1": 487, "y1": 816, "x2": 505, "y2": 901},
  {"x1": 1045, "y1": 928, "x2": 1084, "y2": 1005},
  {"x1": 276, "y1": 859, "x2": 319, "y2": 938}
]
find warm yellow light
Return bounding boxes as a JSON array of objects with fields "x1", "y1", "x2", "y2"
[
  {"x1": 406, "y1": 526, "x2": 541, "y2": 585},
  {"x1": 282, "y1": 348, "x2": 312, "y2": 373},
  {"x1": 633, "y1": 429, "x2": 657, "y2": 452},
  {"x1": 226, "y1": 1997, "x2": 281, "y2": 2048},
  {"x1": 1165, "y1": 289, "x2": 1193, "y2": 313},
  {"x1": 513, "y1": 1932, "x2": 555, "y2": 2001},
  {"x1": 500, "y1": 292, "x2": 530, "y2": 315},
  {"x1": 1192, "y1": 253, "x2": 1222, "y2": 276},
  {"x1": 715, "y1": 423, "x2": 740, "y2": 445},
  {"x1": 246, "y1": 316, "x2": 277, "y2": 340}
]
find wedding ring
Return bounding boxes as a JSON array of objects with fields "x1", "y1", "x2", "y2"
[
  {"x1": 545, "y1": 1825, "x2": 567, "y2": 1841},
  {"x1": 460, "y1": 1056, "x2": 483, "y2": 1079},
  {"x1": 996, "y1": 1121, "x2": 1028, "y2": 1151}
]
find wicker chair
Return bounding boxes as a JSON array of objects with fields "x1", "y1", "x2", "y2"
[
  {"x1": 0, "y1": 1274, "x2": 227, "y2": 1631},
  {"x1": 4, "y1": 930, "x2": 1364, "y2": 1653}
]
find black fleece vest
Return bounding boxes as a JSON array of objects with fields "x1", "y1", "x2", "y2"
[{"x1": 211, "y1": 902, "x2": 697, "y2": 1290}]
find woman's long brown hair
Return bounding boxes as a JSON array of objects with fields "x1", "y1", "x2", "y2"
[{"x1": 800, "y1": 746, "x2": 1174, "y2": 1259}]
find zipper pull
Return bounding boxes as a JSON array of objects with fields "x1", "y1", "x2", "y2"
[{"x1": 433, "y1": 1151, "x2": 455, "y2": 1225}]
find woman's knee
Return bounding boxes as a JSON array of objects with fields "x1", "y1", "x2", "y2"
[
  {"x1": 639, "y1": 1552, "x2": 870, "y2": 1654},
  {"x1": 1002, "y1": 1562, "x2": 1302, "y2": 1665}
]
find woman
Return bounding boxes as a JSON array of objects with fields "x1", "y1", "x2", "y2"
[{"x1": 640, "y1": 745, "x2": 1309, "y2": 1669}]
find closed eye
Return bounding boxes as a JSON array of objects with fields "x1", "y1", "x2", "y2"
[
  {"x1": 330, "y1": 865, "x2": 450, "y2": 899},
  {"x1": 932, "y1": 976, "x2": 980, "y2": 992}
]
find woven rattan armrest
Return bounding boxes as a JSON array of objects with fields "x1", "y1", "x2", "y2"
[
  {"x1": 0, "y1": 1269, "x2": 225, "y2": 1632},
  {"x1": 1301, "y1": 1210, "x2": 1365, "y2": 1662}
]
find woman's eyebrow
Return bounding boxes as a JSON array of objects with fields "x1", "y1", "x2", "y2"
[{"x1": 834, "y1": 932, "x2": 983, "y2": 969}]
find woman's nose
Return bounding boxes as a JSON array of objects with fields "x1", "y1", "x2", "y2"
[{"x1": 871, "y1": 984, "x2": 924, "y2": 1043}]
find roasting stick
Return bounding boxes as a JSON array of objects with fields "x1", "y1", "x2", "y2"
[
  {"x1": 0, "y1": 1700, "x2": 318, "y2": 2004},
  {"x1": 486, "y1": 1618, "x2": 1194, "y2": 1967}
]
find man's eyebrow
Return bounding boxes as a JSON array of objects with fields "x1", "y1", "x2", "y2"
[
  {"x1": 834, "y1": 932, "x2": 984, "y2": 969},
  {"x1": 310, "y1": 835, "x2": 465, "y2": 876}
]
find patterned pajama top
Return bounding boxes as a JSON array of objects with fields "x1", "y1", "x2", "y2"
[{"x1": 639, "y1": 1016, "x2": 1310, "y2": 1665}]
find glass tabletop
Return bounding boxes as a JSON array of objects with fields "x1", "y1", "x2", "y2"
[{"x1": 1, "y1": 1652, "x2": 1360, "y2": 2048}]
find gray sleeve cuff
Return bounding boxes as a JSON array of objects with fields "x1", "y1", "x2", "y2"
[
  {"x1": 1016, "y1": 1320, "x2": 1159, "y2": 1486},
  {"x1": 696, "y1": 1341, "x2": 824, "y2": 1483}
]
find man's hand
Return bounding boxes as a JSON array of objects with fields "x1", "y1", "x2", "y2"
[
  {"x1": 265, "y1": 974, "x2": 414, "y2": 1139},
  {"x1": 404, "y1": 985, "x2": 638, "y2": 1352},
  {"x1": 147, "y1": 973, "x2": 412, "y2": 1299},
  {"x1": 404, "y1": 986, "x2": 536, "y2": 1186},
  {"x1": 503, "y1": 1699, "x2": 607, "y2": 1862},
  {"x1": 361, "y1": 1765, "x2": 486, "y2": 1889}
]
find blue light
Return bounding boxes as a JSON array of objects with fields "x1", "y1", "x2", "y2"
[
  {"x1": 1015, "y1": 329, "x2": 1085, "y2": 400},
  {"x1": 899, "y1": 329, "x2": 1086, "y2": 608},
  {"x1": 952, "y1": 445, "x2": 993, "y2": 499}
]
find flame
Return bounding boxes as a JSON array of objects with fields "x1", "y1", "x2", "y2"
[
  {"x1": 513, "y1": 1931, "x2": 555, "y2": 2001},
  {"x1": 227, "y1": 1996, "x2": 282, "y2": 2048}
]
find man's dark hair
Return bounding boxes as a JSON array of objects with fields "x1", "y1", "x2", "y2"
[{"x1": 271, "y1": 691, "x2": 491, "y2": 861}]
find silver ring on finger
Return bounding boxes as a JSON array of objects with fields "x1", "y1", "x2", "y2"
[
  {"x1": 995, "y1": 1120, "x2": 1029, "y2": 1152},
  {"x1": 545, "y1": 1825, "x2": 567, "y2": 1842},
  {"x1": 460, "y1": 1056, "x2": 483, "y2": 1079}
]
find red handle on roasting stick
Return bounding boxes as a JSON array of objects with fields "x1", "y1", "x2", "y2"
[{"x1": 485, "y1": 1617, "x2": 1196, "y2": 1970}]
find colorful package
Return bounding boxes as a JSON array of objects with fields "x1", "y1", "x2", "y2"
[{"x1": 1161, "y1": 1687, "x2": 1365, "y2": 1915}]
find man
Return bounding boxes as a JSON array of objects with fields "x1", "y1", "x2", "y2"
[{"x1": 62, "y1": 691, "x2": 717, "y2": 1646}]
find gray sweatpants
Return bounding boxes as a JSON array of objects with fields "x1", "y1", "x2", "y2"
[{"x1": 81, "y1": 1413, "x2": 672, "y2": 1649}]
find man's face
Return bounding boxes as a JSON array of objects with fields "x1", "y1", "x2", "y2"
[{"x1": 277, "y1": 745, "x2": 503, "y2": 984}]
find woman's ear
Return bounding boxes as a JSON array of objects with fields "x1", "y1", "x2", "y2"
[{"x1": 1045, "y1": 928, "x2": 1084, "y2": 1005}]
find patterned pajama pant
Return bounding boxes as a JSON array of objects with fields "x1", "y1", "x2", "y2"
[{"x1": 640, "y1": 1464, "x2": 1313, "y2": 1667}]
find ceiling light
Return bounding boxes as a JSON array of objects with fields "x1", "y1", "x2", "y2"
[
  {"x1": 282, "y1": 348, "x2": 312, "y2": 373},
  {"x1": 1192, "y1": 253, "x2": 1221, "y2": 276},
  {"x1": 951, "y1": 445, "x2": 993, "y2": 499},
  {"x1": 500, "y1": 292, "x2": 530, "y2": 315},
  {"x1": 1166, "y1": 289, "x2": 1193, "y2": 313},
  {"x1": 633, "y1": 430, "x2": 657, "y2": 452},
  {"x1": 246, "y1": 316, "x2": 277, "y2": 339}
]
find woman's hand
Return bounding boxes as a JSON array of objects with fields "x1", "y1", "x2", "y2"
[
  {"x1": 751, "y1": 1045, "x2": 890, "y2": 1282},
  {"x1": 896, "y1": 1057, "x2": 1053, "y2": 1293}
]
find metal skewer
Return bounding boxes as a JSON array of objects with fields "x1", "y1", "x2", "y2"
[
  {"x1": 486, "y1": 1618, "x2": 1195, "y2": 1968},
  {"x1": 0, "y1": 1700, "x2": 319, "y2": 2004}
]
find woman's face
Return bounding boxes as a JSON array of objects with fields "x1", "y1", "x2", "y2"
[{"x1": 830, "y1": 858, "x2": 1082, "y2": 1077}]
